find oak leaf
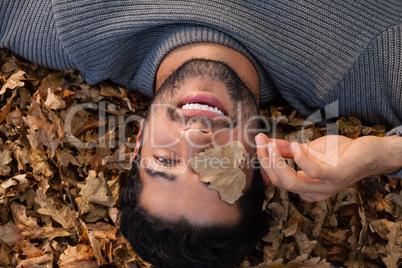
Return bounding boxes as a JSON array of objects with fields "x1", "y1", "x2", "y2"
[
  {"x1": 75, "y1": 171, "x2": 116, "y2": 221},
  {"x1": 43, "y1": 226, "x2": 72, "y2": 240},
  {"x1": 0, "y1": 173, "x2": 32, "y2": 199},
  {"x1": 44, "y1": 87, "x2": 66, "y2": 110},
  {"x1": 10, "y1": 202, "x2": 44, "y2": 239},
  {"x1": 0, "y1": 225, "x2": 24, "y2": 247},
  {"x1": 34, "y1": 189, "x2": 78, "y2": 229},
  {"x1": 0, "y1": 149, "x2": 12, "y2": 176},
  {"x1": 58, "y1": 244, "x2": 98, "y2": 268},
  {"x1": 15, "y1": 254, "x2": 52, "y2": 268},
  {"x1": 188, "y1": 141, "x2": 247, "y2": 204},
  {"x1": 0, "y1": 70, "x2": 25, "y2": 95},
  {"x1": 24, "y1": 114, "x2": 59, "y2": 158}
]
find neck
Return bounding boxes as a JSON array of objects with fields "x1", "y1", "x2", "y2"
[{"x1": 155, "y1": 43, "x2": 260, "y2": 103}]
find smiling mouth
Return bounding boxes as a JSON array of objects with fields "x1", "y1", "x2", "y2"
[
  {"x1": 178, "y1": 93, "x2": 229, "y2": 118},
  {"x1": 181, "y1": 103, "x2": 225, "y2": 116}
]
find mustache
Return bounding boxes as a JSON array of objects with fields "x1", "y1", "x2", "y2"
[{"x1": 166, "y1": 106, "x2": 237, "y2": 130}]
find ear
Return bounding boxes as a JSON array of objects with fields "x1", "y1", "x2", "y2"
[{"x1": 130, "y1": 120, "x2": 144, "y2": 163}]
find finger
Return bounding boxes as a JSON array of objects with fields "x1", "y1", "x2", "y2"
[
  {"x1": 255, "y1": 134, "x2": 294, "y2": 158},
  {"x1": 255, "y1": 136, "x2": 285, "y2": 189},
  {"x1": 291, "y1": 142, "x2": 330, "y2": 180},
  {"x1": 255, "y1": 134, "x2": 272, "y2": 181},
  {"x1": 267, "y1": 141, "x2": 297, "y2": 190},
  {"x1": 269, "y1": 142, "x2": 336, "y2": 194}
]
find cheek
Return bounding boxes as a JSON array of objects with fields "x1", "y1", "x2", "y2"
[{"x1": 210, "y1": 126, "x2": 250, "y2": 146}]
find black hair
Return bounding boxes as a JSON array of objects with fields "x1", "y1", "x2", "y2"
[{"x1": 118, "y1": 151, "x2": 265, "y2": 268}]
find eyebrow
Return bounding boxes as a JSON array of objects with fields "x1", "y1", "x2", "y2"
[{"x1": 144, "y1": 167, "x2": 177, "y2": 181}]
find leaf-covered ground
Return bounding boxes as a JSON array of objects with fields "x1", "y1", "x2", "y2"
[{"x1": 0, "y1": 48, "x2": 401, "y2": 268}]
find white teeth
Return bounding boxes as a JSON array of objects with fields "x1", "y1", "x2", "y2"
[{"x1": 181, "y1": 103, "x2": 224, "y2": 116}]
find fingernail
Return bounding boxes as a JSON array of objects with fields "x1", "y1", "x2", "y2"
[
  {"x1": 291, "y1": 142, "x2": 297, "y2": 153},
  {"x1": 268, "y1": 143, "x2": 273, "y2": 153},
  {"x1": 255, "y1": 135, "x2": 261, "y2": 146}
]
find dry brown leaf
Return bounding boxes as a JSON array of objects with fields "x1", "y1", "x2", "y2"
[
  {"x1": 0, "y1": 225, "x2": 24, "y2": 247},
  {"x1": 60, "y1": 100, "x2": 90, "y2": 136},
  {"x1": 382, "y1": 222, "x2": 402, "y2": 268},
  {"x1": 24, "y1": 114, "x2": 59, "y2": 158},
  {"x1": 102, "y1": 147, "x2": 131, "y2": 171},
  {"x1": 16, "y1": 254, "x2": 53, "y2": 268},
  {"x1": 0, "y1": 149, "x2": 12, "y2": 176},
  {"x1": 87, "y1": 222, "x2": 117, "y2": 241},
  {"x1": 310, "y1": 201, "x2": 328, "y2": 237},
  {"x1": 369, "y1": 219, "x2": 395, "y2": 240},
  {"x1": 321, "y1": 228, "x2": 352, "y2": 245},
  {"x1": 43, "y1": 105, "x2": 65, "y2": 138},
  {"x1": 58, "y1": 244, "x2": 98, "y2": 268},
  {"x1": 88, "y1": 231, "x2": 106, "y2": 266},
  {"x1": 29, "y1": 149, "x2": 53, "y2": 178},
  {"x1": 0, "y1": 70, "x2": 25, "y2": 94},
  {"x1": 262, "y1": 225, "x2": 284, "y2": 261},
  {"x1": 10, "y1": 202, "x2": 44, "y2": 239},
  {"x1": 100, "y1": 82, "x2": 122, "y2": 98},
  {"x1": 76, "y1": 84, "x2": 104, "y2": 102},
  {"x1": 1, "y1": 58, "x2": 17, "y2": 73},
  {"x1": 0, "y1": 89, "x2": 18, "y2": 124},
  {"x1": 13, "y1": 239, "x2": 43, "y2": 259},
  {"x1": 188, "y1": 141, "x2": 247, "y2": 204},
  {"x1": 284, "y1": 129, "x2": 314, "y2": 143},
  {"x1": 386, "y1": 190, "x2": 402, "y2": 221},
  {"x1": 75, "y1": 171, "x2": 116, "y2": 220},
  {"x1": 0, "y1": 173, "x2": 34, "y2": 199},
  {"x1": 43, "y1": 226, "x2": 72, "y2": 240},
  {"x1": 337, "y1": 117, "x2": 362, "y2": 135},
  {"x1": 7, "y1": 107, "x2": 23, "y2": 127},
  {"x1": 34, "y1": 189, "x2": 78, "y2": 229},
  {"x1": 74, "y1": 117, "x2": 107, "y2": 137},
  {"x1": 0, "y1": 243, "x2": 12, "y2": 267},
  {"x1": 44, "y1": 87, "x2": 66, "y2": 110}
]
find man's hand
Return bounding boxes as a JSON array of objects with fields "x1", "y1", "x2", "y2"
[{"x1": 255, "y1": 133, "x2": 402, "y2": 202}]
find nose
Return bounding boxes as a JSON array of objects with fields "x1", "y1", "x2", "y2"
[{"x1": 181, "y1": 128, "x2": 213, "y2": 158}]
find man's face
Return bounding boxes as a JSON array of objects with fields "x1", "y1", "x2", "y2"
[{"x1": 134, "y1": 60, "x2": 261, "y2": 225}]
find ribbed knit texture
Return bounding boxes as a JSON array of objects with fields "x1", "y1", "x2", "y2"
[
  {"x1": 1, "y1": 1, "x2": 402, "y2": 176},
  {"x1": 0, "y1": 0, "x2": 75, "y2": 70},
  {"x1": 1, "y1": 0, "x2": 401, "y2": 119}
]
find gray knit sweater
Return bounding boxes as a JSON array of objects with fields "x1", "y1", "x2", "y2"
[{"x1": 1, "y1": 0, "x2": 401, "y2": 176}]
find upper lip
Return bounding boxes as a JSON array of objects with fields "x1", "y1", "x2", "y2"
[{"x1": 178, "y1": 93, "x2": 228, "y2": 115}]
